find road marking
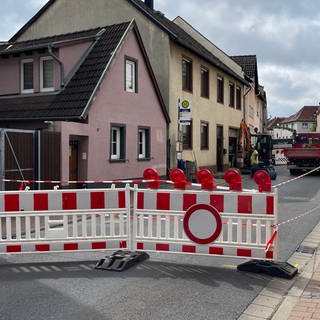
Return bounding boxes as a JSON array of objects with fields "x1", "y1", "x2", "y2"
[
  {"x1": 50, "y1": 265, "x2": 62, "y2": 271},
  {"x1": 79, "y1": 264, "x2": 93, "y2": 270}
]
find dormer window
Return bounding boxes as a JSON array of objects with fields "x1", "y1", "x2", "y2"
[
  {"x1": 40, "y1": 57, "x2": 54, "y2": 92},
  {"x1": 21, "y1": 59, "x2": 34, "y2": 93},
  {"x1": 125, "y1": 57, "x2": 137, "y2": 93}
]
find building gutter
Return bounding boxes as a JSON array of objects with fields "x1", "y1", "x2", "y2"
[{"x1": 48, "y1": 44, "x2": 65, "y2": 88}]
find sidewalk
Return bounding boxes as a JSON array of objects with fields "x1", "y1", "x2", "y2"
[{"x1": 239, "y1": 220, "x2": 320, "y2": 320}]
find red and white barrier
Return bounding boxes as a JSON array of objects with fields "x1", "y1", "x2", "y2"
[
  {"x1": 133, "y1": 184, "x2": 277, "y2": 260},
  {"x1": 273, "y1": 148, "x2": 288, "y2": 165},
  {"x1": 0, "y1": 168, "x2": 278, "y2": 262},
  {"x1": 0, "y1": 185, "x2": 130, "y2": 254}
]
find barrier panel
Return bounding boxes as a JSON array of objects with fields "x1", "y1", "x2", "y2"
[
  {"x1": 0, "y1": 185, "x2": 130, "y2": 254},
  {"x1": 0, "y1": 168, "x2": 278, "y2": 263},
  {"x1": 132, "y1": 185, "x2": 277, "y2": 260}
]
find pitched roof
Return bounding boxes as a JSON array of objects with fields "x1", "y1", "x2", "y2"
[
  {"x1": 281, "y1": 106, "x2": 319, "y2": 124},
  {"x1": 0, "y1": 21, "x2": 169, "y2": 123},
  {"x1": 1, "y1": 29, "x2": 99, "y2": 56},
  {"x1": 230, "y1": 55, "x2": 259, "y2": 89},
  {"x1": 9, "y1": 0, "x2": 247, "y2": 85},
  {"x1": 128, "y1": 0, "x2": 247, "y2": 84},
  {"x1": 267, "y1": 117, "x2": 285, "y2": 130}
]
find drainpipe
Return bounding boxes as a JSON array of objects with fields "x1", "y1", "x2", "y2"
[
  {"x1": 48, "y1": 44, "x2": 65, "y2": 88},
  {"x1": 243, "y1": 83, "x2": 252, "y2": 124}
]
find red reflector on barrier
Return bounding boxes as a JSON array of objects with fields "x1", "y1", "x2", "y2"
[
  {"x1": 238, "y1": 195, "x2": 252, "y2": 214},
  {"x1": 183, "y1": 193, "x2": 197, "y2": 211},
  {"x1": 5, "y1": 194, "x2": 19, "y2": 211},
  {"x1": 137, "y1": 242, "x2": 144, "y2": 250},
  {"x1": 120, "y1": 240, "x2": 127, "y2": 248},
  {"x1": 35, "y1": 244, "x2": 50, "y2": 251},
  {"x1": 34, "y1": 193, "x2": 48, "y2": 211},
  {"x1": 209, "y1": 247, "x2": 224, "y2": 255},
  {"x1": 210, "y1": 194, "x2": 224, "y2": 212},
  {"x1": 64, "y1": 243, "x2": 78, "y2": 250},
  {"x1": 91, "y1": 192, "x2": 105, "y2": 209},
  {"x1": 118, "y1": 191, "x2": 126, "y2": 208},
  {"x1": 156, "y1": 243, "x2": 169, "y2": 251},
  {"x1": 266, "y1": 251, "x2": 274, "y2": 259},
  {"x1": 92, "y1": 242, "x2": 106, "y2": 250},
  {"x1": 157, "y1": 193, "x2": 170, "y2": 210},
  {"x1": 7, "y1": 245, "x2": 21, "y2": 252},
  {"x1": 182, "y1": 245, "x2": 196, "y2": 253},
  {"x1": 62, "y1": 193, "x2": 77, "y2": 210},
  {"x1": 237, "y1": 249, "x2": 252, "y2": 257},
  {"x1": 267, "y1": 196, "x2": 274, "y2": 215},
  {"x1": 137, "y1": 192, "x2": 144, "y2": 209}
]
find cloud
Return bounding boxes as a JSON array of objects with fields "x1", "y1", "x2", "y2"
[{"x1": 157, "y1": 0, "x2": 320, "y2": 117}]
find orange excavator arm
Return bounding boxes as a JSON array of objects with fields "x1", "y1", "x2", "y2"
[{"x1": 239, "y1": 119, "x2": 251, "y2": 153}]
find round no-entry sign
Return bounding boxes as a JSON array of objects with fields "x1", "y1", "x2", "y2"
[{"x1": 183, "y1": 204, "x2": 222, "y2": 244}]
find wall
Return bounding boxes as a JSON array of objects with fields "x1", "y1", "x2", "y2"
[
  {"x1": 0, "y1": 40, "x2": 92, "y2": 95},
  {"x1": 173, "y1": 17, "x2": 244, "y2": 78},
  {"x1": 169, "y1": 43, "x2": 243, "y2": 171},
  {"x1": 56, "y1": 29, "x2": 167, "y2": 181},
  {"x1": 14, "y1": 0, "x2": 171, "y2": 112}
]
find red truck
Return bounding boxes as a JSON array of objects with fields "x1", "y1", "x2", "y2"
[{"x1": 283, "y1": 133, "x2": 320, "y2": 175}]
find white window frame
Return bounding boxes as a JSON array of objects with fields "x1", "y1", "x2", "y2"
[
  {"x1": 125, "y1": 59, "x2": 136, "y2": 92},
  {"x1": 111, "y1": 127, "x2": 121, "y2": 160},
  {"x1": 138, "y1": 129, "x2": 147, "y2": 159},
  {"x1": 21, "y1": 58, "x2": 34, "y2": 93},
  {"x1": 40, "y1": 56, "x2": 55, "y2": 92}
]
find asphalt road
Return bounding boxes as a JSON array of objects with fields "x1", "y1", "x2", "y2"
[{"x1": 0, "y1": 166, "x2": 319, "y2": 320}]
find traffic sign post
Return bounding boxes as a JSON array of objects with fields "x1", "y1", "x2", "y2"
[{"x1": 177, "y1": 98, "x2": 191, "y2": 166}]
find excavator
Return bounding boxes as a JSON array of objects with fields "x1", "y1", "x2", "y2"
[{"x1": 238, "y1": 119, "x2": 276, "y2": 179}]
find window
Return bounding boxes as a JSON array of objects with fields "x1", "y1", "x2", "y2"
[
  {"x1": 182, "y1": 121, "x2": 192, "y2": 149},
  {"x1": 40, "y1": 57, "x2": 54, "y2": 92},
  {"x1": 249, "y1": 106, "x2": 254, "y2": 119},
  {"x1": 236, "y1": 86, "x2": 241, "y2": 110},
  {"x1": 21, "y1": 59, "x2": 34, "y2": 93},
  {"x1": 217, "y1": 75, "x2": 224, "y2": 103},
  {"x1": 182, "y1": 57, "x2": 192, "y2": 91},
  {"x1": 200, "y1": 67, "x2": 209, "y2": 98},
  {"x1": 125, "y1": 58, "x2": 137, "y2": 92},
  {"x1": 138, "y1": 127, "x2": 150, "y2": 160},
  {"x1": 229, "y1": 82, "x2": 235, "y2": 107},
  {"x1": 302, "y1": 122, "x2": 308, "y2": 129},
  {"x1": 110, "y1": 124, "x2": 126, "y2": 161},
  {"x1": 200, "y1": 121, "x2": 209, "y2": 149}
]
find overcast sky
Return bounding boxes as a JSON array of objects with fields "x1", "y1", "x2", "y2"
[{"x1": 1, "y1": 0, "x2": 320, "y2": 118}]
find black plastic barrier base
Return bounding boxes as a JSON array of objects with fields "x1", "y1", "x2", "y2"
[
  {"x1": 95, "y1": 250, "x2": 149, "y2": 272},
  {"x1": 237, "y1": 259, "x2": 298, "y2": 279}
]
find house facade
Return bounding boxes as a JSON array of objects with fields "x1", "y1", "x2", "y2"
[
  {"x1": 280, "y1": 106, "x2": 318, "y2": 136},
  {"x1": 10, "y1": 0, "x2": 248, "y2": 173},
  {"x1": 0, "y1": 21, "x2": 169, "y2": 184},
  {"x1": 231, "y1": 55, "x2": 267, "y2": 134}
]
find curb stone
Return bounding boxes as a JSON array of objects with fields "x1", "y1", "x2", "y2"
[{"x1": 238, "y1": 221, "x2": 320, "y2": 320}]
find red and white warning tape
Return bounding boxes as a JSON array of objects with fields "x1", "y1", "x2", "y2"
[
  {"x1": 1, "y1": 178, "x2": 256, "y2": 192},
  {"x1": 265, "y1": 204, "x2": 320, "y2": 252},
  {"x1": 272, "y1": 204, "x2": 320, "y2": 229},
  {"x1": 273, "y1": 165, "x2": 320, "y2": 189}
]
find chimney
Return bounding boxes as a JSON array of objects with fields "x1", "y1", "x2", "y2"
[{"x1": 145, "y1": 0, "x2": 154, "y2": 10}]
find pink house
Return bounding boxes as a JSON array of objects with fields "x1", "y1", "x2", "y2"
[{"x1": 0, "y1": 20, "x2": 169, "y2": 185}]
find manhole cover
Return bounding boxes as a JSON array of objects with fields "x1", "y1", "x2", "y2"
[{"x1": 296, "y1": 245, "x2": 316, "y2": 254}]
